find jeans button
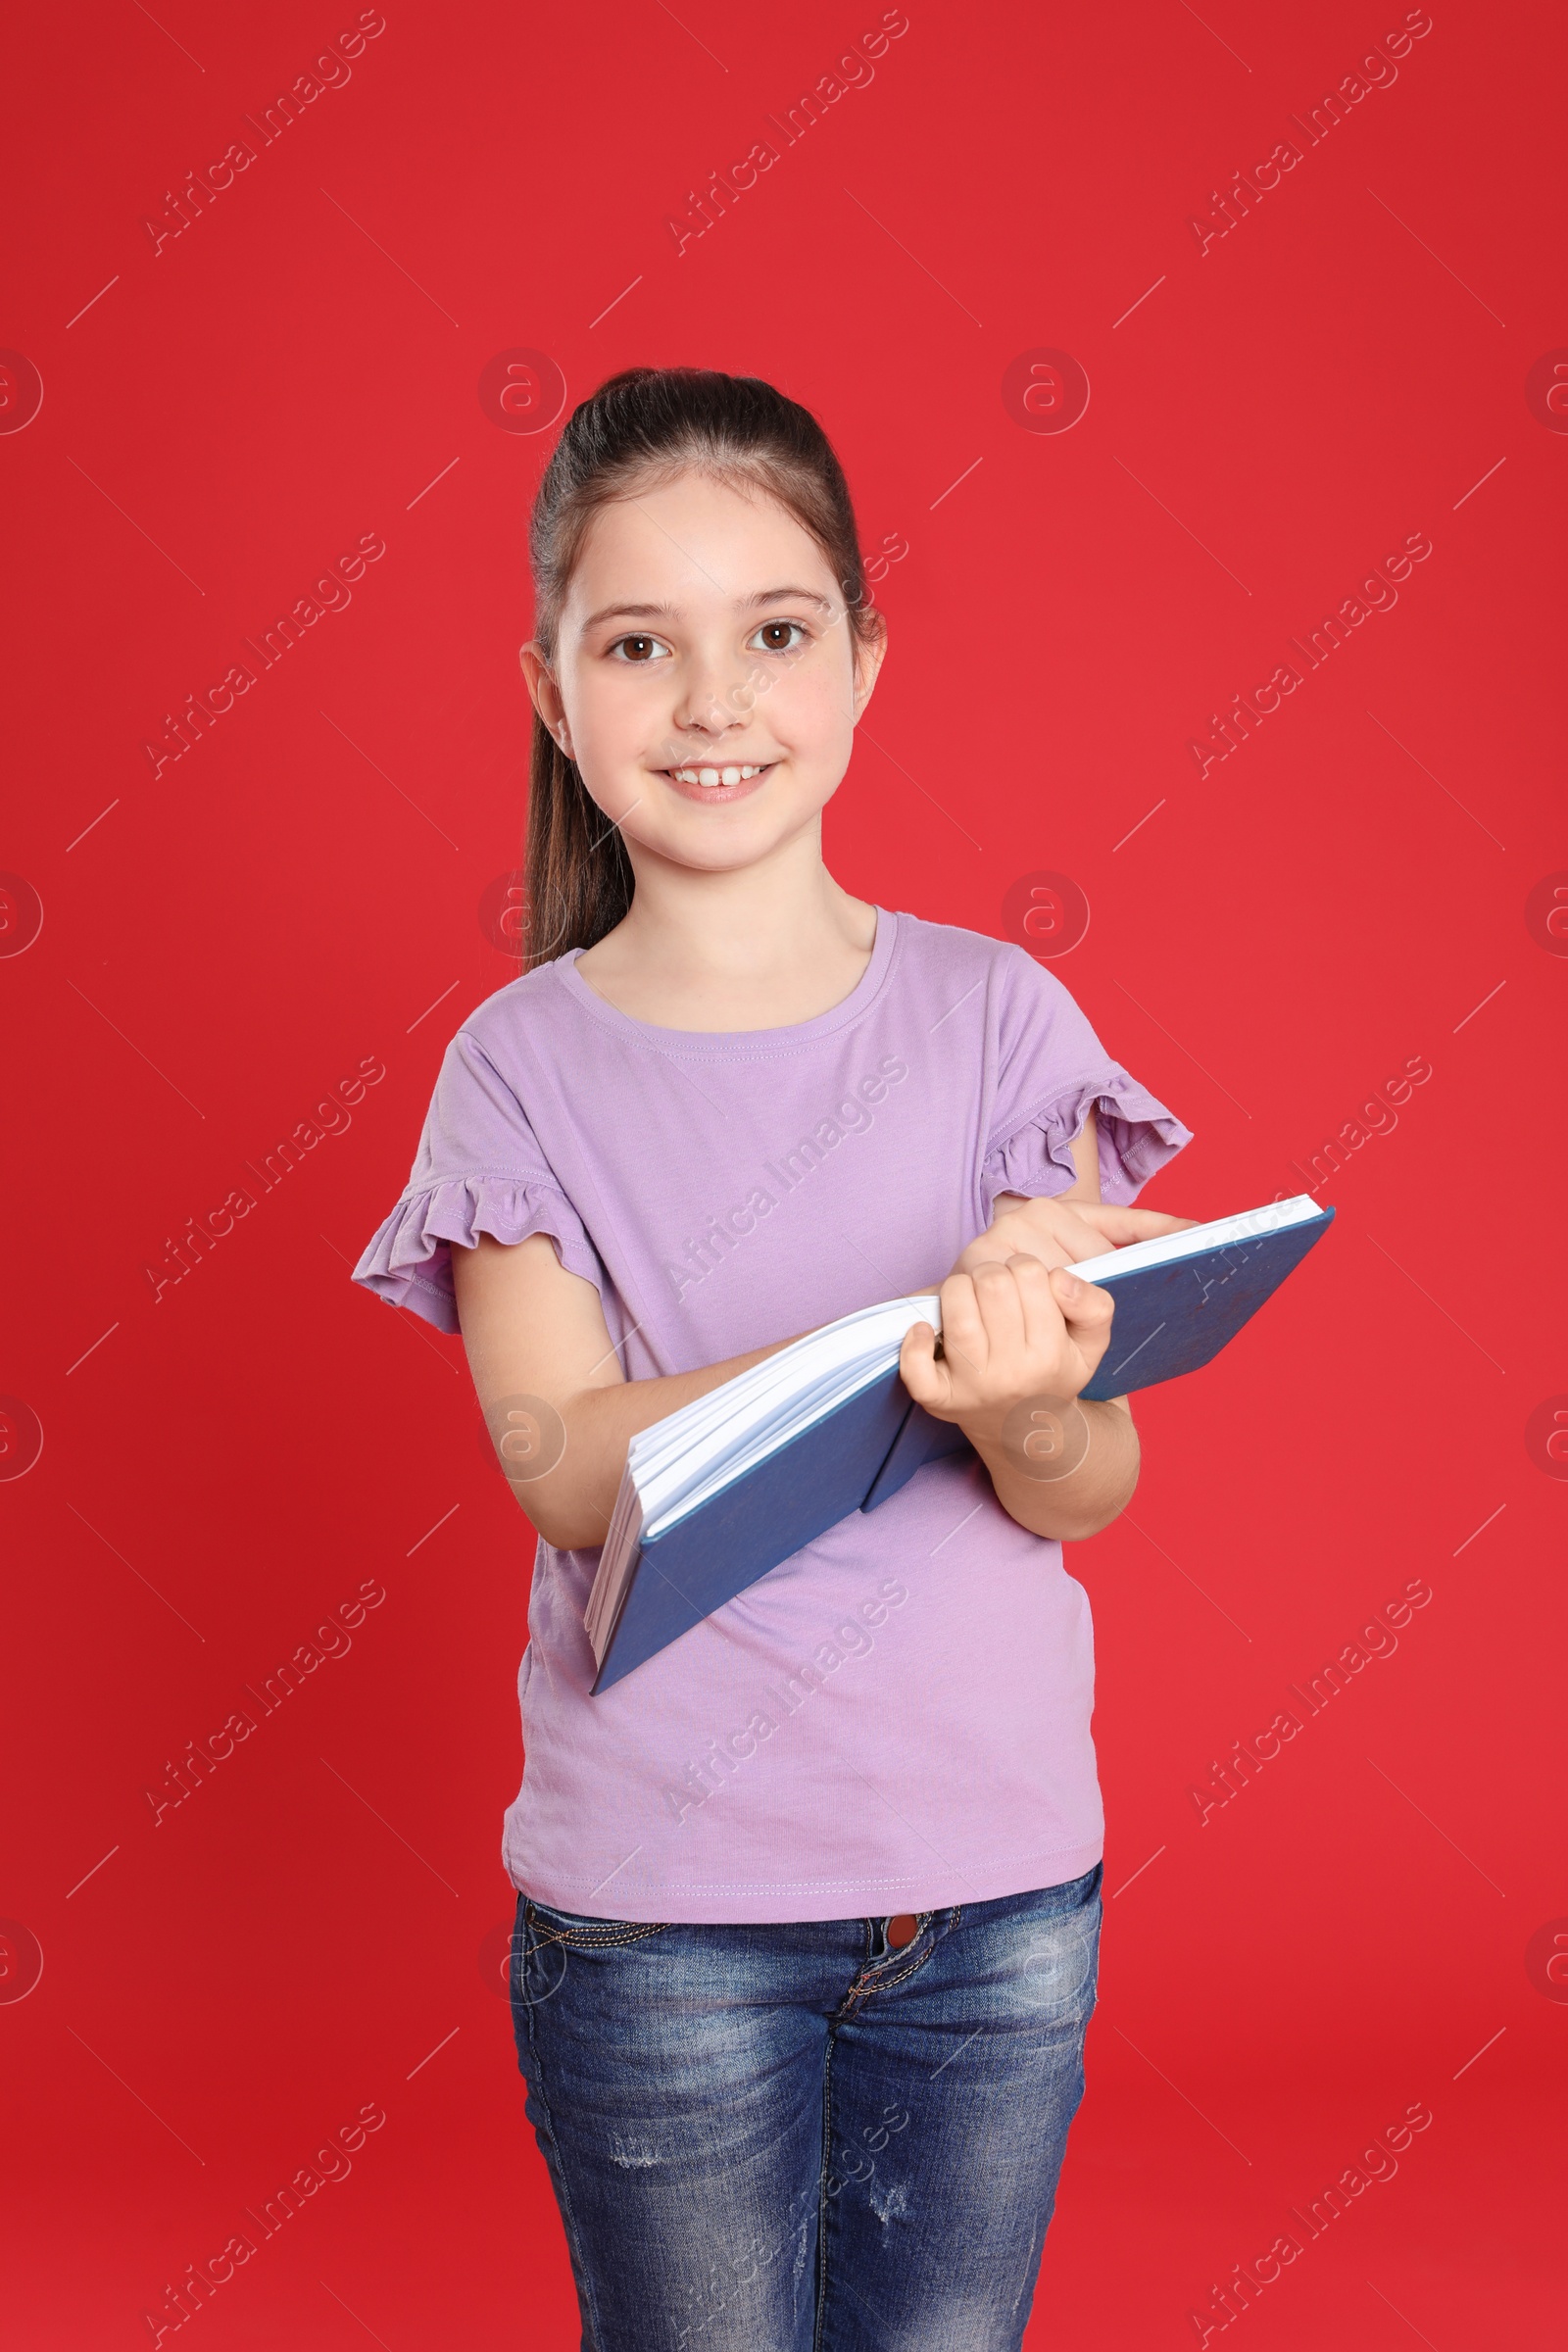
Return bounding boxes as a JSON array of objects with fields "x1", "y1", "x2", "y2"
[{"x1": 887, "y1": 1913, "x2": 918, "y2": 1949}]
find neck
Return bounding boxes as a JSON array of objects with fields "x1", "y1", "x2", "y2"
[
  {"x1": 616, "y1": 831, "x2": 874, "y2": 982},
  {"x1": 574, "y1": 830, "x2": 879, "y2": 1030}
]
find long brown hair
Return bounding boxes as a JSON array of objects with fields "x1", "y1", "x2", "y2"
[{"x1": 521, "y1": 367, "x2": 883, "y2": 972}]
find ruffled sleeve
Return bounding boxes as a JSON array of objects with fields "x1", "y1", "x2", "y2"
[
  {"x1": 351, "y1": 1029, "x2": 604, "y2": 1335},
  {"x1": 983, "y1": 1066, "x2": 1193, "y2": 1215},
  {"x1": 980, "y1": 953, "x2": 1194, "y2": 1218}
]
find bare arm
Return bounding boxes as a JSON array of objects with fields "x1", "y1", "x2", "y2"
[{"x1": 450, "y1": 1232, "x2": 814, "y2": 1549}]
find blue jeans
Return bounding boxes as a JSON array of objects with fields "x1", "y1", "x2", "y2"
[{"x1": 508, "y1": 1864, "x2": 1102, "y2": 2351}]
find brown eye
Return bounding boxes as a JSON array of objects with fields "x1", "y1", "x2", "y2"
[
  {"x1": 753, "y1": 620, "x2": 804, "y2": 653},
  {"x1": 617, "y1": 635, "x2": 658, "y2": 662}
]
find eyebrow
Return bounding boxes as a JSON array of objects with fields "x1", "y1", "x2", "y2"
[{"x1": 581, "y1": 586, "x2": 835, "y2": 630}]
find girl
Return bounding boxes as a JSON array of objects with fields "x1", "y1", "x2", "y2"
[{"x1": 353, "y1": 367, "x2": 1196, "y2": 2351}]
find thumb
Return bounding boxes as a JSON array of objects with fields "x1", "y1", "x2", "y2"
[
  {"x1": 1053, "y1": 1260, "x2": 1114, "y2": 1354},
  {"x1": 899, "y1": 1319, "x2": 944, "y2": 1406}
]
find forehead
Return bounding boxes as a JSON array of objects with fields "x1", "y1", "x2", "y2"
[{"x1": 565, "y1": 469, "x2": 837, "y2": 614}]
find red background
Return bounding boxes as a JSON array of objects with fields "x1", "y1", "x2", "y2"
[{"x1": 3, "y1": 0, "x2": 1563, "y2": 2343}]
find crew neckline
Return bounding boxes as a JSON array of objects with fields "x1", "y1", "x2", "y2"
[{"x1": 553, "y1": 906, "x2": 899, "y2": 1050}]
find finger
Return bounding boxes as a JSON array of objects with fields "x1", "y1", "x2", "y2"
[
  {"x1": 1048, "y1": 1262, "x2": 1116, "y2": 1350},
  {"x1": 958, "y1": 1223, "x2": 1081, "y2": 1279},
  {"x1": 968, "y1": 1257, "x2": 1031, "y2": 1359},
  {"x1": 1005, "y1": 1250, "x2": 1066, "y2": 1359},
  {"x1": 1067, "y1": 1203, "x2": 1202, "y2": 1249},
  {"x1": 1008, "y1": 1196, "x2": 1121, "y2": 1263},
  {"x1": 958, "y1": 1211, "x2": 1088, "y2": 1277},
  {"x1": 936, "y1": 1273, "x2": 990, "y2": 1382},
  {"x1": 898, "y1": 1321, "x2": 945, "y2": 1407}
]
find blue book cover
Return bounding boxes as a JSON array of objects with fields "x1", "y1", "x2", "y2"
[
  {"x1": 1074, "y1": 1199, "x2": 1335, "y2": 1399},
  {"x1": 590, "y1": 1365, "x2": 912, "y2": 1696},
  {"x1": 589, "y1": 1199, "x2": 1334, "y2": 1692}
]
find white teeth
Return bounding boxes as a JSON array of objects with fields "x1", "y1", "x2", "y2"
[{"x1": 668, "y1": 762, "x2": 765, "y2": 786}]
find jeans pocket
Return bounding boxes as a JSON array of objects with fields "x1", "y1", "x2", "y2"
[
  {"x1": 522, "y1": 1897, "x2": 673, "y2": 1949},
  {"x1": 514, "y1": 1898, "x2": 672, "y2": 2018}
]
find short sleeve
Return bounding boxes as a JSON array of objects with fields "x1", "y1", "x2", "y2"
[
  {"x1": 351, "y1": 1029, "x2": 605, "y2": 1335},
  {"x1": 980, "y1": 953, "x2": 1194, "y2": 1217}
]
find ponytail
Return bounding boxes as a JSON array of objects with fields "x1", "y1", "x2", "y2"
[{"x1": 523, "y1": 713, "x2": 633, "y2": 971}]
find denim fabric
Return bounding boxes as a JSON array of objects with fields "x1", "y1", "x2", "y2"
[{"x1": 509, "y1": 1864, "x2": 1102, "y2": 2351}]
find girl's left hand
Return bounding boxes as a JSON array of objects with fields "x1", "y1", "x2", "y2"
[
  {"x1": 954, "y1": 1194, "x2": 1198, "y2": 1279},
  {"x1": 899, "y1": 1252, "x2": 1115, "y2": 1443}
]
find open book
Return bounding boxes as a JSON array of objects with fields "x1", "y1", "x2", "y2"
[{"x1": 585, "y1": 1193, "x2": 1334, "y2": 1693}]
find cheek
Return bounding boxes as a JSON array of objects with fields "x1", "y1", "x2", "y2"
[
  {"x1": 769, "y1": 649, "x2": 858, "y2": 762},
  {"x1": 565, "y1": 662, "x2": 671, "y2": 770}
]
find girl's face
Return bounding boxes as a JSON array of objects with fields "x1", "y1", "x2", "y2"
[{"x1": 522, "y1": 469, "x2": 884, "y2": 872}]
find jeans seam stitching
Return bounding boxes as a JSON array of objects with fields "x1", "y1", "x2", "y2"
[
  {"x1": 853, "y1": 1913, "x2": 941, "y2": 1998},
  {"x1": 521, "y1": 1921, "x2": 607, "y2": 2351},
  {"x1": 813, "y1": 2026, "x2": 837, "y2": 2352},
  {"x1": 532, "y1": 1926, "x2": 667, "y2": 1949},
  {"x1": 862, "y1": 1946, "x2": 933, "y2": 1996},
  {"x1": 525, "y1": 1904, "x2": 671, "y2": 1951}
]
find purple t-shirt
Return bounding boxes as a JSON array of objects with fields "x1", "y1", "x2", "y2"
[{"x1": 352, "y1": 907, "x2": 1192, "y2": 1923}]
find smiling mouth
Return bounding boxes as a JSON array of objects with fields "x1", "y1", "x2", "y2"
[{"x1": 664, "y1": 761, "x2": 771, "y2": 787}]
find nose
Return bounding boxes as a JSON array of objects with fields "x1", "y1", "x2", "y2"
[{"x1": 670, "y1": 642, "x2": 758, "y2": 742}]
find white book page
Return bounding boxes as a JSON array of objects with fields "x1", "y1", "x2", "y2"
[
  {"x1": 645, "y1": 1344, "x2": 911, "y2": 1539},
  {"x1": 585, "y1": 1290, "x2": 943, "y2": 1661},
  {"x1": 1069, "y1": 1195, "x2": 1320, "y2": 1284},
  {"x1": 633, "y1": 1294, "x2": 943, "y2": 1529}
]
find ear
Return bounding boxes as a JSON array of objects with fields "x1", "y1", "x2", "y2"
[
  {"x1": 519, "y1": 642, "x2": 572, "y2": 756},
  {"x1": 850, "y1": 612, "x2": 888, "y2": 723}
]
